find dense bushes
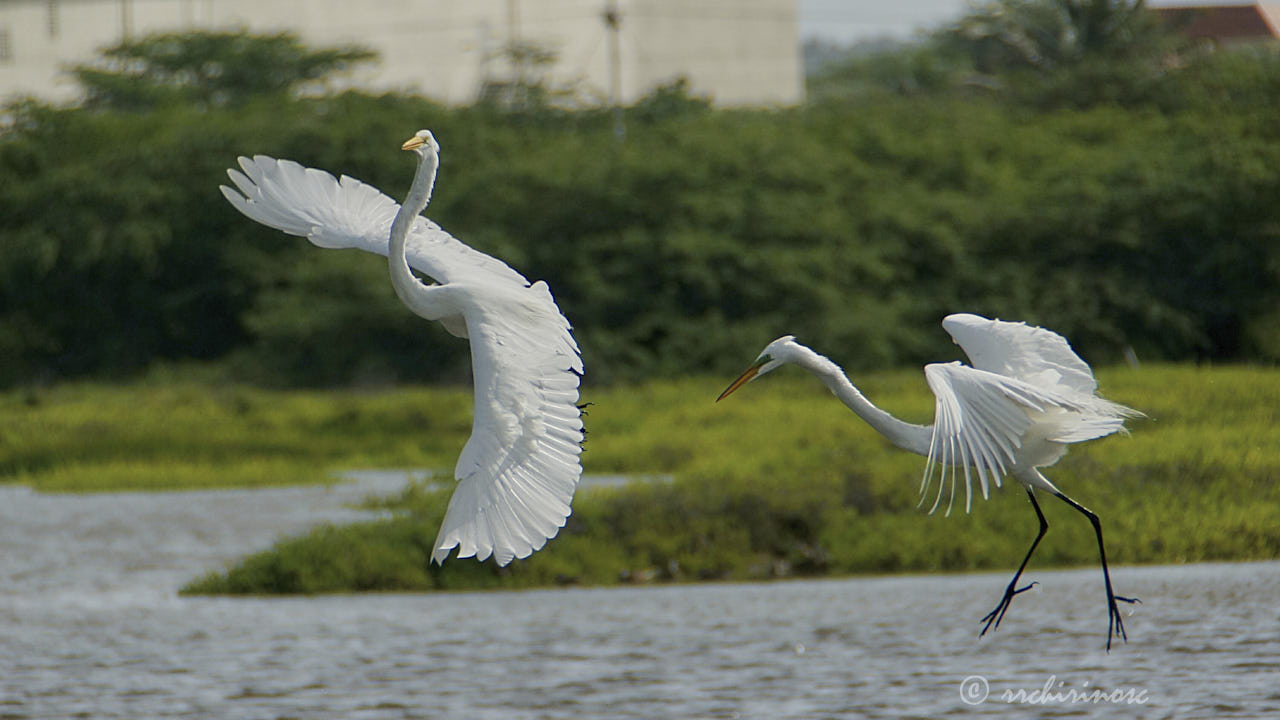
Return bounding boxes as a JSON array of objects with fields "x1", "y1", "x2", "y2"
[
  {"x1": 7, "y1": 363, "x2": 1274, "y2": 592},
  {"x1": 174, "y1": 365, "x2": 1280, "y2": 593},
  {"x1": 3, "y1": 35, "x2": 1279, "y2": 389}
]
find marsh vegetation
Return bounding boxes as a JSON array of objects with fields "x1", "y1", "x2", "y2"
[{"x1": 4, "y1": 365, "x2": 1273, "y2": 592}]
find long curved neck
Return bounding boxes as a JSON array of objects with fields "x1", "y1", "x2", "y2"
[
  {"x1": 388, "y1": 151, "x2": 441, "y2": 317},
  {"x1": 789, "y1": 344, "x2": 933, "y2": 457}
]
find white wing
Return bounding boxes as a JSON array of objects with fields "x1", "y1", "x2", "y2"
[
  {"x1": 923, "y1": 362, "x2": 1062, "y2": 515},
  {"x1": 220, "y1": 156, "x2": 526, "y2": 287},
  {"x1": 436, "y1": 281, "x2": 584, "y2": 566},
  {"x1": 942, "y1": 313, "x2": 1141, "y2": 426},
  {"x1": 221, "y1": 156, "x2": 584, "y2": 567},
  {"x1": 921, "y1": 315, "x2": 1142, "y2": 515},
  {"x1": 941, "y1": 313, "x2": 1098, "y2": 397}
]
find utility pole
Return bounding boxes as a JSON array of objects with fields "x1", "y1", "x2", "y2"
[
  {"x1": 603, "y1": 0, "x2": 624, "y2": 142},
  {"x1": 120, "y1": 0, "x2": 132, "y2": 41},
  {"x1": 45, "y1": 0, "x2": 60, "y2": 38},
  {"x1": 507, "y1": 0, "x2": 524, "y2": 105},
  {"x1": 507, "y1": 0, "x2": 520, "y2": 47}
]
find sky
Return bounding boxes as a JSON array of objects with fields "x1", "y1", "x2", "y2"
[{"x1": 798, "y1": 0, "x2": 975, "y2": 44}]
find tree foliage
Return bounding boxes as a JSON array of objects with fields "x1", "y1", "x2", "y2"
[
  {"x1": 813, "y1": 0, "x2": 1195, "y2": 109},
  {"x1": 946, "y1": 0, "x2": 1168, "y2": 72},
  {"x1": 2, "y1": 29, "x2": 1278, "y2": 389},
  {"x1": 70, "y1": 29, "x2": 376, "y2": 111}
]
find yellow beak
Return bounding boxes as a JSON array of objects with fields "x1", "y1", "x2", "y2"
[
  {"x1": 402, "y1": 135, "x2": 425, "y2": 151},
  {"x1": 716, "y1": 364, "x2": 761, "y2": 402}
]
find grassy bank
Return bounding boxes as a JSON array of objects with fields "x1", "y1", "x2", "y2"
[
  {"x1": 0, "y1": 380, "x2": 474, "y2": 492},
  {"x1": 3, "y1": 365, "x2": 1277, "y2": 591}
]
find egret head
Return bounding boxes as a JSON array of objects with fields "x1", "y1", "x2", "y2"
[
  {"x1": 401, "y1": 129, "x2": 440, "y2": 157},
  {"x1": 716, "y1": 335, "x2": 799, "y2": 402}
]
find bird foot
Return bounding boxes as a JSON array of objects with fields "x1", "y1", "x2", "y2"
[
  {"x1": 1105, "y1": 592, "x2": 1141, "y2": 652},
  {"x1": 979, "y1": 581, "x2": 1038, "y2": 637}
]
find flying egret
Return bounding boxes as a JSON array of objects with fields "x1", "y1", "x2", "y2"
[
  {"x1": 220, "y1": 130, "x2": 584, "y2": 567},
  {"x1": 717, "y1": 313, "x2": 1143, "y2": 650}
]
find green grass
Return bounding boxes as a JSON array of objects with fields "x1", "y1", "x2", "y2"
[
  {"x1": 3, "y1": 365, "x2": 1277, "y2": 593},
  {"x1": 0, "y1": 381, "x2": 473, "y2": 491}
]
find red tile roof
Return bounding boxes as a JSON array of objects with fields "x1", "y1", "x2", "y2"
[{"x1": 1155, "y1": 4, "x2": 1279, "y2": 41}]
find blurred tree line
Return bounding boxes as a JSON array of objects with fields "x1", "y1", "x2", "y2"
[{"x1": 2, "y1": 0, "x2": 1278, "y2": 389}]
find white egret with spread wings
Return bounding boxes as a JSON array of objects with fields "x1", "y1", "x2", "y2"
[
  {"x1": 717, "y1": 313, "x2": 1143, "y2": 650},
  {"x1": 221, "y1": 130, "x2": 584, "y2": 567}
]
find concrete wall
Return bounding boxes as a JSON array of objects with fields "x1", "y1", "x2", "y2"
[{"x1": 0, "y1": 0, "x2": 801, "y2": 106}]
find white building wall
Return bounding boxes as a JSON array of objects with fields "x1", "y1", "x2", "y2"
[
  {"x1": 625, "y1": 1, "x2": 802, "y2": 105},
  {"x1": 1, "y1": 0, "x2": 204, "y2": 99},
  {"x1": 0, "y1": 0, "x2": 802, "y2": 106}
]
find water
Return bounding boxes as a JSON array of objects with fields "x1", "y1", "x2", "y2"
[{"x1": 1, "y1": 479, "x2": 1277, "y2": 719}]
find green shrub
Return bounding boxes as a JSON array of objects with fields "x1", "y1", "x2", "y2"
[{"x1": 146, "y1": 365, "x2": 1280, "y2": 593}]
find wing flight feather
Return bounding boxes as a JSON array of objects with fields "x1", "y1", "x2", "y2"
[
  {"x1": 942, "y1": 313, "x2": 1097, "y2": 396},
  {"x1": 434, "y1": 290, "x2": 584, "y2": 565},
  {"x1": 920, "y1": 315, "x2": 1143, "y2": 514},
  {"x1": 221, "y1": 156, "x2": 528, "y2": 287},
  {"x1": 221, "y1": 155, "x2": 584, "y2": 567},
  {"x1": 921, "y1": 361, "x2": 1108, "y2": 515}
]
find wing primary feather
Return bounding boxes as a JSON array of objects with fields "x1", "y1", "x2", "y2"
[
  {"x1": 929, "y1": 436, "x2": 952, "y2": 515},
  {"x1": 223, "y1": 151, "x2": 585, "y2": 568},
  {"x1": 920, "y1": 429, "x2": 941, "y2": 507}
]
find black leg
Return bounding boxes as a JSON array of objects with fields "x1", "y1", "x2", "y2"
[
  {"x1": 1051, "y1": 490, "x2": 1140, "y2": 652},
  {"x1": 980, "y1": 488, "x2": 1047, "y2": 637}
]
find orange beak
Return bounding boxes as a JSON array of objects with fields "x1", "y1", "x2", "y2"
[
  {"x1": 716, "y1": 364, "x2": 761, "y2": 402},
  {"x1": 401, "y1": 135, "x2": 425, "y2": 151}
]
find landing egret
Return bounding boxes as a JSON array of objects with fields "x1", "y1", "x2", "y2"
[
  {"x1": 717, "y1": 314, "x2": 1143, "y2": 650},
  {"x1": 220, "y1": 130, "x2": 584, "y2": 567}
]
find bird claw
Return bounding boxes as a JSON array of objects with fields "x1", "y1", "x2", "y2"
[
  {"x1": 1105, "y1": 592, "x2": 1139, "y2": 652},
  {"x1": 979, "y1": 579, "x2": 1037, "y2": 637},
  {"x1": 978, "y1": 607, "x2": 1008, "y2": 637}
]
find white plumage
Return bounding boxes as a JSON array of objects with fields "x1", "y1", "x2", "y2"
[
  {"x1": 920, "y1": 313, "x2": 1142, "y2": 515},
  {"x1": 220, "y1": 130, "x2": 584, "y2": 566},
  {"x1": 718, "y1": 312, "x2": 1144, "y2": 650}
]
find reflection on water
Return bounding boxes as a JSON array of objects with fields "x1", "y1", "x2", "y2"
[{"x1": 1, "y1": 479, "x2": 1277, "y2": 719}]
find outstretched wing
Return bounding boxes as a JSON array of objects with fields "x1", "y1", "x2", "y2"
[
  {"x1": 220, "y1": 155, "x2": 527, "y2": 287},
  {"x1": 221, "y1": 155, "x2": 584, "y2": 566},
  {"x1": 923, "y1": 362, "x2": 1085, "y2": 516},
  {"x1": 920, "y1": 315, "x2": 1143, "y2": 515},
  {"x1": 941, "y1": 313, "x2": 1098, "y2": 397},
  {"x1": 433, "y1": 281, "x2": 584, "y2": 566}
]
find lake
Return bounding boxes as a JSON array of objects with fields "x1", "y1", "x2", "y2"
[{"x1": 1, "y1": 477, "x2": 1276, "y2": 719}]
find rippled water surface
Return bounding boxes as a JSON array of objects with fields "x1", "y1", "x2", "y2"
[{"x1": 2, "y1": 480, "x2": 1277, "y2": 719}]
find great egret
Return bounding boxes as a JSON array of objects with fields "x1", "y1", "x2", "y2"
[
  {"x1": 717, "y1": 313, "x2": 1143, "y2": 650},
  {"x1": 220, "y1": 130, "x2": 584, "y2": 567}
]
